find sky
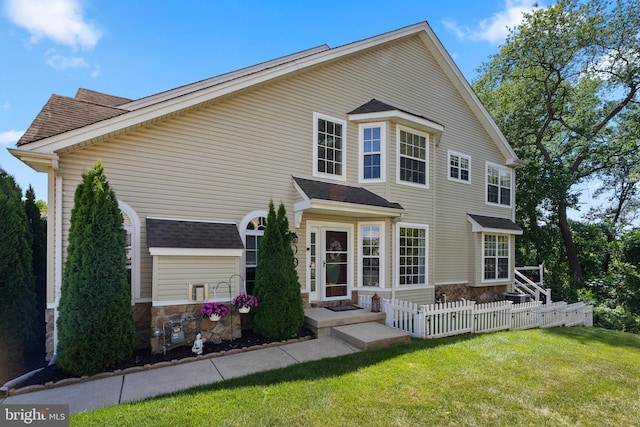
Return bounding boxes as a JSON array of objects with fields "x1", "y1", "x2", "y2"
[{"x1": 1, "y1": 0, "x2": 569, "y2": 207}]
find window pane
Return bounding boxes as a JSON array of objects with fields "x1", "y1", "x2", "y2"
[{"x1": 398, "y1": 227, "x2": 426, "y2": 286}]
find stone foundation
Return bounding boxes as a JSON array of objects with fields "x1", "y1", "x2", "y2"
[
  {"x1": 434, "y1": 284, "x2": 508, "y2": 304},
  {"x1": 150, "y1": 304, "x2": 242, "y2": 354},
  {"x1": 44, "y1": 302, "x2": 153, "y2": 360},
  {"x1": 45, "y1": 308, "x2": 55, "y2": 361}
]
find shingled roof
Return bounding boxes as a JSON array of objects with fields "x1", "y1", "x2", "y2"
[
  {"x1": 467, "y1": 214, "x2": 522, "y2": 233},
  {"x1": 348, "y1": 98, "x2": 444, "y2": 129},
  {"x1": 293, "y1": 176, "x2": 403, "y2": 210},
  {"x1": 146, "y1": 218, "x2": 244, "y2": 249},
  {"x1": 17, "y1": 94, "x2": 128, "y2": 146}
]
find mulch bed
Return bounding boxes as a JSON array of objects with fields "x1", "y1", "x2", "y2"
[{"x1": 6, "y1": 328, "x2": 313, "y2": 391}]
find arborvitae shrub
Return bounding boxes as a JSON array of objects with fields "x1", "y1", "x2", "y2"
[
  {"x1": 0, "y1": 169, "x2": 38, "y2": 366},
  {"x1": 56, "y1": 161, "x2": 136, "y2": 376},
  {"x1": 250, "y1": 200, "x2": 304, "y2": 339}
]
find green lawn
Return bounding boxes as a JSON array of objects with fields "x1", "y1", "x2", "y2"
[{"x1": 73, "y1": 327, "x2": 640, "y2": 426}]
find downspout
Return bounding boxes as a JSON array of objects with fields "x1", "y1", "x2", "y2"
[{"x1": 53, "y1": 175, "x2": 63, "y2": 357}]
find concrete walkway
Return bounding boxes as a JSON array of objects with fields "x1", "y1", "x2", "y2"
[{"x1": 0, "y1": 337, "x2": 360, "y2": 414}]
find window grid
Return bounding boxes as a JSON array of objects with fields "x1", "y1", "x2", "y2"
[
  {"x1": 399, "y1": 130, "x2": 427, "y2": 185},
  {"x1": 487, "y1": 164, "x2": 511, "y2": 206},
  {"x1": 363, "y1": 126, "x2": 381, "y2": 180},
  {"x1": 484, "y1": 234, "x2": 510, "y2": 280},
  {"x1": 449, "y1": 153, "x2": 470, "y2": 182},
  {"x1": 317, "y1": 118, "x2": 343, "y2": 177},
  {"x1": 399, "y1": 227, "x2": 426, "y2": 286},
  {"x1": 361, "y1": 225, "x2": 381, "y2": 286}
]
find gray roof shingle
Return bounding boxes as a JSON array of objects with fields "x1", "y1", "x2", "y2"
[
  {"x1": 146, "y1": 218, "x2": 244, "y2": 249},
  {"x1": 293, "y1": 176, "x2": 403, "y2": 210},
  {"x1": 348, "y1": 99, "x2": 444, "y2": 128},
  {"x1": 17, "y1": 95, "x2": 127, "y2": 146},
  {"x1": 468, "y1": 214, "x2": 522, "y2": 232}
]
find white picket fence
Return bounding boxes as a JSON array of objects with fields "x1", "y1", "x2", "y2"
[{"x1": 358, "y1": 295, "x2": 593, "y2": 339}]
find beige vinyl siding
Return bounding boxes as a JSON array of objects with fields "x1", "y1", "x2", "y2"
[
  {"x1": 53, "y1": 34, "x2": 504, "y2": 305},
  {"x1": 152, "y1": 256, "x2": 239, "y2": 303}
]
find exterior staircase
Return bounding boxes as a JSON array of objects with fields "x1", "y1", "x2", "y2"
[{"x1": 303, "y1": 307, "x2": 411, "y2": 350}]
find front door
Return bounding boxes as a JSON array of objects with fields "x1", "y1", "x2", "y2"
[
  {"x1": 324, "y1": 230, "x2": 348, "y2": 300},
  {"x1": 308, "y1": 225, "x2": 351, "y2": 302}
]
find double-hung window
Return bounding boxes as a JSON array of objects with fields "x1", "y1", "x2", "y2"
[
  {"x1": 359, "y1": 123, "x2": 385, "y2": 182},
  {"x1": 397, "y1": 224, "x2": 428, "y2": 287},
  {"x1": 314, "y1": 113, "x2": 347, "y2": 180},
  {"x1": 486, "y1": 162, "x2": 512, "y2": 206},
  {"x1": 448, "y1": 151, "x2": 470, "y2": 183},
  {"x1": 397, "y1": 126, "x2": 428, "y2": 187},
  {"x1": 483, "y1": 234, "x2": 510, "y2": 281}
]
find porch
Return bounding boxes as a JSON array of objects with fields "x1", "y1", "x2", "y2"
[{"x1": 303, "y1": 307, "x2": 411, "y2": 350}]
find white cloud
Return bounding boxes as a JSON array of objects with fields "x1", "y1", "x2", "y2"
[
  {"x1": 2, "y1": 102, "x2": 10, "y2": 112},
  {"x1": 443, "y1": 0, "x2": 541, "y2": 44},
  {"x1": 45, "y1": 49, "x2": 89, "y2": 70},
  {"x1": 5, "y1": 0, "x2": 101, "y2": 50},
  {"x1": 0, "y1": 130, "x2": 25, "y2": 145}
]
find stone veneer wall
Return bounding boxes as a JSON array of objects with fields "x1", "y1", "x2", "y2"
[
  {"x1": 45, "y1": 308, "x2": 54, "y2": 361},
  {"x1": 434, "y1": 284, "x2": 508, "y2": 304},
  {"x1": 44, "y1": 303, "x2": 154, "y2": 361},
  {"x1": 150, "y1": 304, "x2": 242, "y2": 354}
]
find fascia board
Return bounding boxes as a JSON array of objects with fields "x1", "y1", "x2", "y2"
[
  {"x1": 7, "y1": 148, "x2": 59, "y2": 172},
  {"x1": 149, "y1": 248, "x2": 243, "y2": 256},
  {"x1": 307, "y1": 199, "x2": 403, "y2": 217}
]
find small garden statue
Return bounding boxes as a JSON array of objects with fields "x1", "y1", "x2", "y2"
[{"x1": 191, "y1": 333, "x2": 203, "y2": 355}]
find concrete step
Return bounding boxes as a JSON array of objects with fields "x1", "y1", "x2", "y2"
[
  {"x1": 304, "y1": 307, "x2": 385, "y2": 337},
  {"x1": 332, "y1": 322, "x2": 411, "y2": 350}
]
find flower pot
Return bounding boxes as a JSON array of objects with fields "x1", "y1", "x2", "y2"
[
  {"x1": 239, "y1": 306, "x2": 251, "y2": 314},
  {"x1": 209, "y1": 313, "x2": 221, "y2": 321}
]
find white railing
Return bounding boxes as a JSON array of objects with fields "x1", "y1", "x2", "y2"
[
  {"x1": 514, "y1": 268, "x2": 552, "y2": 303},
  {"x1": 358, "y1": 295, "x2": 593, "y2": 339}
]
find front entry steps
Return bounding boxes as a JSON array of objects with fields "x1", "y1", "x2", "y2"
[
  {"x1": 332, "y1": 322, "x2": 411, "y2": 350},
  {"x1": 303, "y1": 308, "x2": 411, "y2": 351}
]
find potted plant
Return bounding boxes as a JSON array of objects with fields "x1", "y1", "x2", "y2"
[
  {"x1": 200, "y1": 302, "x2": 229, "y2": 321},
  {"x1": 232, "y1": 294, "x2": 259, "y2": 313}
]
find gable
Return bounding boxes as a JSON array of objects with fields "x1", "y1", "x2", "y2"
[{"x1": 11, "y1": 21, "x2": 520, "y2": 171}]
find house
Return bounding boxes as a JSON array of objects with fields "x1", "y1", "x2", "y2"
[{"x1": 9, "y1": 22, "x2": 523, "y2": 358}]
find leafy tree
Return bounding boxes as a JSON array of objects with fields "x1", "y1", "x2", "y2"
[
  {"x1": 24, "y1": 185, "x2": 47, "y2": 355},
  {"x1": 250, "y1": 200, "x2": 304, "y2": 340},
  {"x1": 56, "y1": 161, "x2": 136, "y2": 376},
  {"x1": 0, "y1": 169, "x2": 38, "y2": 363},
  {"x1": 474, "y1": 0, "x2": 640, "y2": 283}
]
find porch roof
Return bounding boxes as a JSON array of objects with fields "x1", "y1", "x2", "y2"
[
  {"x1": 467, "y1": 214, "x2": 523, "y2": 235},
  {"x1": 292, "y1": 176, "x2": 404, "y2": 226}
]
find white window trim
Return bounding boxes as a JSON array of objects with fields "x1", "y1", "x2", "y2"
[
  {"x1": 448, "y1": 150, "x2": 471, "y2": 184},
  {"x1": 396, "y1": 125, "x2": 430, "y2": 189},
  {"x1": 118, "y1": 200, "x2": 140, "y2": 302},
  {"x1": 481, "y1": 232, "x2": 511, "y2": 284},
  {"x1": 358, "y1": 221, "x2": 385, "y2": 289},
  {"x1": 239, "y1": 210, "x2": 268, "y2": 295},
  {"x1": 394, "y1": 222, "x2": 429, "y2": 288},
  {"x1": 485, "y1": 162, "x2": 513, "y2": 208},
  {"x1": 313, "y1": 112, "x2": 347, "y2": 181},
  {"x1": 358, "y1": 122, "x2": 386, "y2": 183}
]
